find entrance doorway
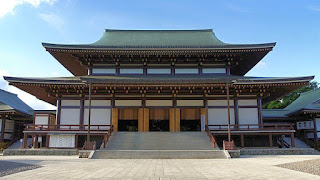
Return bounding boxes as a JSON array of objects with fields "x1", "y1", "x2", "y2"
[
  {"x1": 118, "y1": 108, "x2": 138, "y2": 131},
  {"x1": 180, "y1": 108, "x2": 201, "y2": 131},
  {"x1": 149, "y1": 109, "x2": 170, "y2": 131}
]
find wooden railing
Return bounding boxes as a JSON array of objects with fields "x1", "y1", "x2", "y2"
[
  {"x1": 24, "y1": 124, "x2": 112, "y2": 131},
  {"x1": 205, "y1": 125, "x2": 216, "y2": 148},
  {"x1": 206, "y1": 124, "x2": 294, "y2": 131},
  {"x1": 103, "y1": 125, "x2": 114, "y2": 148}
]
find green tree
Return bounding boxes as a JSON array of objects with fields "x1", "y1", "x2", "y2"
[{"x1": 262, "y1": 81, "x2": 318, "y2": 109}]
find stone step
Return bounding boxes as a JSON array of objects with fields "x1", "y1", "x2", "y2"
[
  {"x1": 90, "y1": 150, "x2": 229, "y2": 159},
  {"x1": 102, "y1": 132, "x2": 217, "y2": 150}
]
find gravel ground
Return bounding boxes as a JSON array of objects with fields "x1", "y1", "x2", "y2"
[
  {"x1": 0, "y1": 160, "x2": 41, "y2": 177},
  {"x1": 277, "y1": 159, "x2": 320, "y2": 176}
]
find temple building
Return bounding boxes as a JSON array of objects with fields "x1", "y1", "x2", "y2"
[
  {"x1": 4, "y1": 29, "x2": 314, "y2": 149},
  {"x1": 0, "y1": 89, "x2": 33, "y2": 148},
  {"x1": 263, "y1": 88, "x2": 320, "y2": 145}
]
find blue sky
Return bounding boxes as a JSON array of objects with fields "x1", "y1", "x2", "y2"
[{"x1": 0, "y1": 0, "x2": 319, "y2": 110}]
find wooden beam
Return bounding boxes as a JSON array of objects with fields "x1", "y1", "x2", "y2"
[
  {"x1": 143, "y1": 108, "x2": 149, "y2": 132},
  {"x1": 241, "y1": 134, "x2": 244, "y2": 148},
  {"x1": 170, "y1": 108, "x2": 176, "y2": 132},
  {"x1": 112, "y1": 108, "x2": 118, "y2": 132},
  {"x1": 138, "y1": 108, "x2": 144, "y2": 132},
  {"x1": 175, "y1": 108, "x2": 180, "y2": 132}
]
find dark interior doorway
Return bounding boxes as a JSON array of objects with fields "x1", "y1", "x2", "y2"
[
  {"x1": 118, "y1": 108, "x2": 138, "y2": 131},
  {"x1": 180, "y1": 108, "x2": 201, "y2": 131},
  {"x1": 149, "y1": 109, "x2": 169, "y2": 131}
]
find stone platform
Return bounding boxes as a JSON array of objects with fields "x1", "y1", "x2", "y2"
[{"x1": 3, "y1": 149, "x2": 78, "y2": 156}]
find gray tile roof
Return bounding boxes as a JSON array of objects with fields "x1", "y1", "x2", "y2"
[{"x1": 0, "y1": 89, "x2": 33, "y2": 115}]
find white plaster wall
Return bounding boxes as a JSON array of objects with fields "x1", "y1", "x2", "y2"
[
  {"x1": 35, "y1": 115, "x2": 49, "y2": 125},
  {"x1": 175, "y1": 68, "x2": 198, "y2": 74},
  {"x1": 92, "y1": 68, "x2": 116, "y2": 74},
  {"x1": 147, "y1": 69, "x2": 171, "y2": 74},
  {"x1": 5, "y1": 120, "x2": 14, "y2": 132},
  {"x1": 115, "y1": 100, "x2": 141, "y2": 106},
  {"x1": 177, "y1": 100, "x2": 203, "y2": 106},
  {"x1": 84, "y1": 109, "x2": 111, "y2": 130},
  {"x1": 120, "y1": 69, "x2": 143, "y2": 74},
  {"x1": 85, "y1": 100, "x2": 111, "y2": 106},
  {"x1": 238, "y1": 99, "x2": 257, "y2": 106},
  {"x1": 146, "y1": 100, "x2": 172, "y2": 106},
  {"x1": 208, "y1": 100, "x2": 234, "y2": 106},
  {"x1": 202, "y1": 68, "x2": 226, "y2": 74},
  {"x1": 207, "y1": 108, "x2": 235, "y2": 129},
  {"x1": 60, "y1": 109, "x2": 80, "y2": 129},
  {"x1": 61, "y1": 100, "x2": 80, "y2": 106},
  {"x1": 49, "y1": 135, "x2": 75, "y2": 148},
  {"x1": 238, "y1": 108, "x2": 259, "y2": 128}
]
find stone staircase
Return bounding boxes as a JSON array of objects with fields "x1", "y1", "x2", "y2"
[{"x1": 90, "y1": 132, "x2": 228, "y2": 159}]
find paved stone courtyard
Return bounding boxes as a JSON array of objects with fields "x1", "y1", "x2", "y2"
[{"x1": 0, "y1": 155, "x2": 320, "y2": 179}]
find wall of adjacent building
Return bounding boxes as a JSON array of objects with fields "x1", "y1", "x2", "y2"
[{"x1": 0, "y1": 119, "x2": 15, "y2": 140}]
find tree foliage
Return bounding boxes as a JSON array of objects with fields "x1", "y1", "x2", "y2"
[{"x1": 262, "y1": 81, "x2": 318, "y2": 109}]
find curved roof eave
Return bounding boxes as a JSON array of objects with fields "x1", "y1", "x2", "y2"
[{"x1": 42, "y1": 42, "x2": 276, "y2": 51}]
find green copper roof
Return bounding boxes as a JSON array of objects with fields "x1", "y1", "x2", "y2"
[
  {"x1": 42, "y1": 29, "x2": 276, "y2": 49},
  {"x1": 262, "y1": 88, "x2": 320, "y2": 118}
]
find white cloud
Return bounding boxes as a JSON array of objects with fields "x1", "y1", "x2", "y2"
[
  {"x1": 0, "y1": 0, "x2": 57, "y2": 18},
  {"x1": 0, "y1": 70, "x2": 56, "y2": 110},
  {"x1": 306, "y1": 5, "x2": 320, "y2": 12},
  {"x1": 225, "y1": 2, "x2": 249, "y2": 13},
  {"x1": 39, "y1": 13, "x2": 65, "y2": 33}
]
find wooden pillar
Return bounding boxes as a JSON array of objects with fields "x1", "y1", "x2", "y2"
[
  {"x1": 291, "y1": 133, "x2": 295, "y2": 148},
  {"x1": 175, "y1": 108, "x2": 180, "y2": 132},
  {"x1": 34, "y1": 135, "x2": 38, "y2": 148},
  {"x1": 240, "y1": 134, "x2": 244, "y2": 148},
  {"x1": 313, "y1": 118, "x2": 318, "y2": 142},
  {"x1": 56, "y1": 99, "x2": 62, "y2": 126},
  {"x1": 234, "y1": 99, "x2": 239, "y2": 128},
  {"x1": 170, "y1": 108, "x2": 176, "y2": 132},
  {"x1": 281, "y1": 135, "x2": 284, "y2": 148},
  {"x1": 112, "y1": 108, "x2": 118, "y2": 132},
  {"x1": 269, "y1": 133, "x2": 273, "y2": 148},
  {"x1": 74, "y1": 134, "x2": 78, "y2": 149},
  {"x1": 143, "y1": 108, "x2": 149, "y2": 132},
  {"x1": 200, "y1": 108, "x2": 207, "y2": 131},
  {"x1": 23, "y1": 133, "x2": 28, "y2": 148},
  {"x1": 257, "y1": 98, "x2": 263, "y2": 126},
  {"x1": 0, "y1": 119, "x2": 5, "y2": 142},
  {"x1": 79, "y1": 99, "x2": 84, "y2": 130},
  {"x1": 46, "y1": 135, "x2": 50, "y2": 148},
  {"x1": 138, "y1": 108, "x2": 144, "y2": 132}
]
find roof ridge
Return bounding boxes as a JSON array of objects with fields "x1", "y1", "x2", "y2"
[{"x1": 104, "y1": 29, "x2": 214, "y2": 32}]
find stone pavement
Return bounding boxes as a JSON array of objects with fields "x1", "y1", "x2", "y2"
[{"x1": 0, "y1": 155, "x2": 320, "y2": 179}]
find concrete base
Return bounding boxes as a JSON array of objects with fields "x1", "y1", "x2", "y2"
[
  {"x1": 240, "y1": 148, "x2": 314, "y2": 155},
  {"x1": 90, "y1": 150, "x2": 228, "y2": 159},
  {"x1": 79, "y1": 150, "x2": 94, "y2": 158},
  {"x1": 3, "y1": 149, "x2": 78, "y2": 156},
  {"x1": 227, "y1": 150, "x2": 240, "y2": 158}
]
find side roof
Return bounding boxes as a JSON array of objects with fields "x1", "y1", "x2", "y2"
[
  {"x1": 262, "y1": 88, "x2": 320, "y2": 119},
  {"x1": 43, "y1": 29, "x2": 276, "y2": 49},
  {"x1": 0, "y1": 89, "x2": 33, "y2": 115}
]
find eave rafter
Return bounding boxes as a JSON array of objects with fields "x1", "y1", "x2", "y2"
[{"x1": 16, "y1": 81, "x2": 307, "y2": 99}]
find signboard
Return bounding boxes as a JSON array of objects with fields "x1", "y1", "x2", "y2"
[{"x1": 297, "y1": 121, "x2": 314, "y2": 130}]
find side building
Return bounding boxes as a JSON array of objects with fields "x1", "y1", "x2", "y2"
[
  {"x1": 0, "y1": 89, "x2": 33, "y2": 146},
  {"x1": 4, "y1": 29, "x2": 314, "y2": 149},
  {"x1": 263, "y1": 88, "x2": 320, "y2": 145}
]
